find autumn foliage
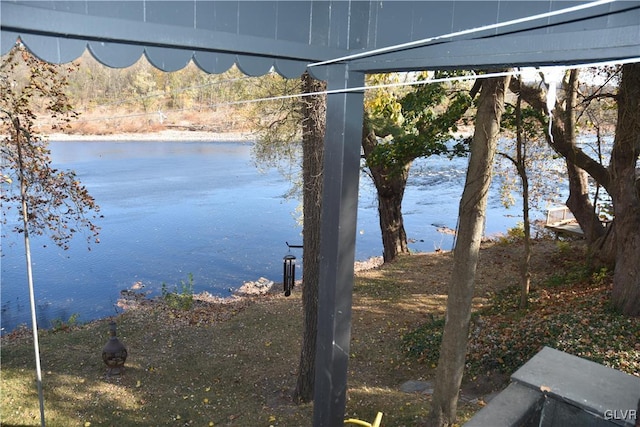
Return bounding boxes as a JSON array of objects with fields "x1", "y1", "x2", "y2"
[{"x1": 1, "y1": 45, "x2": 100, "y2": 249}]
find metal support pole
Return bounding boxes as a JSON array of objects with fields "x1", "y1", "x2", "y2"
[{"x1": 312, "y1": 64, "x2": 365, "y2": 427}]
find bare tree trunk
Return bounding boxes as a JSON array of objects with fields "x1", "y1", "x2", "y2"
[
  {"x1": 293, "y1": 72, "x2": 326, "y2": 402},
  {"x1": 610, "y1": 63, "x2": 640, "y2": 316},
  {"x1": 427, "y1": 73, "x2": 510, "y2": 426},
  {"x1": 563, "y1": 70, "x2": 607, "y2": 245},
  {"x1": 521, "y1": 176, "x2": 532, "y2": 308},
  {"x1": 515, "y1": 92, "x2": 532, "y2": 309},
  {"x1": 361, "y1": 125, "x2": 410, "y2": 262},
  {"x1": 377, "y1": 187, "x2": 409, "y2": 262}
]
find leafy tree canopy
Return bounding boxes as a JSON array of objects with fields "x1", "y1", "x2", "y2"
[{"x1": 365, "y1": 71, "x2": 475, "y2": 173}]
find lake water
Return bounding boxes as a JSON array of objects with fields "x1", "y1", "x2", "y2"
[{"x1": 1, "y1": 140, "x2": 523, "y2": 333}]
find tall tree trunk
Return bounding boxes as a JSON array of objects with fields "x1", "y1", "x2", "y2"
[
  {"x1": 520, "y1": 167, "x2": 532, "y2": 309},
  {"x1": 427, "y1": 73, "x2": 510, "y2": 426},
  {"x1": 610, "y1": 63, "x2": 640, "y2": 316},
  {"x1": 515, "y1": 92, "x2": 532, "y2": 309},
  {"x1": 562, "y1": 70, "x2": 607, "y2": 245},
  {"x1": 293, "y1": 72, "x2": 326, "y2": 402},
  {"x1": 362, "y1": 124, "x2": 410, "y2": 262}
]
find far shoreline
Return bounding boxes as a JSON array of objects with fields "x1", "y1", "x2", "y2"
[{"x1": 46, "y1": 129, "x2": 256, "y2": 143}]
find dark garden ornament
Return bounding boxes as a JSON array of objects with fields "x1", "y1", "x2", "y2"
[{"x1": 102, "y1": 321, "x2": 128, "y2": 377}]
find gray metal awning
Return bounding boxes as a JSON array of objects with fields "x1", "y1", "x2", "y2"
[{"x1": 3, "y1": 1, "x2": 640, "y2": 77}]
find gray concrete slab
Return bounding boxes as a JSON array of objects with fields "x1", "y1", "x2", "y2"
[
  {"x1": 539, "y1": 398, "x2": 620, "y2": 427},
  {"x1": 399, "y1": 380, "x2": 434, "y2": 394},
  {"x1": 512, "y1": 347, "x2": 640, "y2": 427},
  {"x1": 464, "y1": 382, "x2": 544, "y2": 427}
]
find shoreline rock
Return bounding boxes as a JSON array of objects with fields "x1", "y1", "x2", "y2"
[
  {"x1": 115, "y1": 255, "x2": 385, "y2": 313},
  {"x1": 234, "y1": 277, "x2": 277, "y2": 296}
]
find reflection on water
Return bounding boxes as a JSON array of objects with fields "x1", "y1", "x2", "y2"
[{"x1": 1, "y1": 140, "x2": 521, "y2": 334}]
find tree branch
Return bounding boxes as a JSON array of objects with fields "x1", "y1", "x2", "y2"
[{"x1": 509, "y1": 78, "x2": 612, "y2": 192}]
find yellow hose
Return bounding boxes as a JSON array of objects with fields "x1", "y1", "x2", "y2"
[
  {"x1": 344, "y1": 412, "x2": 383, "y2": 427},
  {"x1": 344, "y1": 420, "x2": 370, "y2": 427}
]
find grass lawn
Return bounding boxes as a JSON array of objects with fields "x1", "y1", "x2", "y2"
[{"x1": 1, "y1": 238, "x2": 638, "y2": 426}]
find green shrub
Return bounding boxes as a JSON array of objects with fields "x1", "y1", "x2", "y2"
[
  {"x1": 161, "y1": 273, "x2": 195, "y2": 311},
  {"x1": 545, "y1": 264, "x2": 592, "y2": 287},
  {"x1": 494, "y1": 223, "x2": 525, "y2": 245},
  {"x1": 507, "y1": 223, "x2": 525, "y2": 241},
  {"x1": 555, "y1": 240, "x2": 572, "y2": 255},
  {"x1": 50, "y1": 313, "x2": 80, "y2": 332},
  {"x1": 402, "y1": 316, "x2": 445, "y2": 367},
  {"x1": 591, "y1": 267, "x2": 611, "y2": 286}
]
